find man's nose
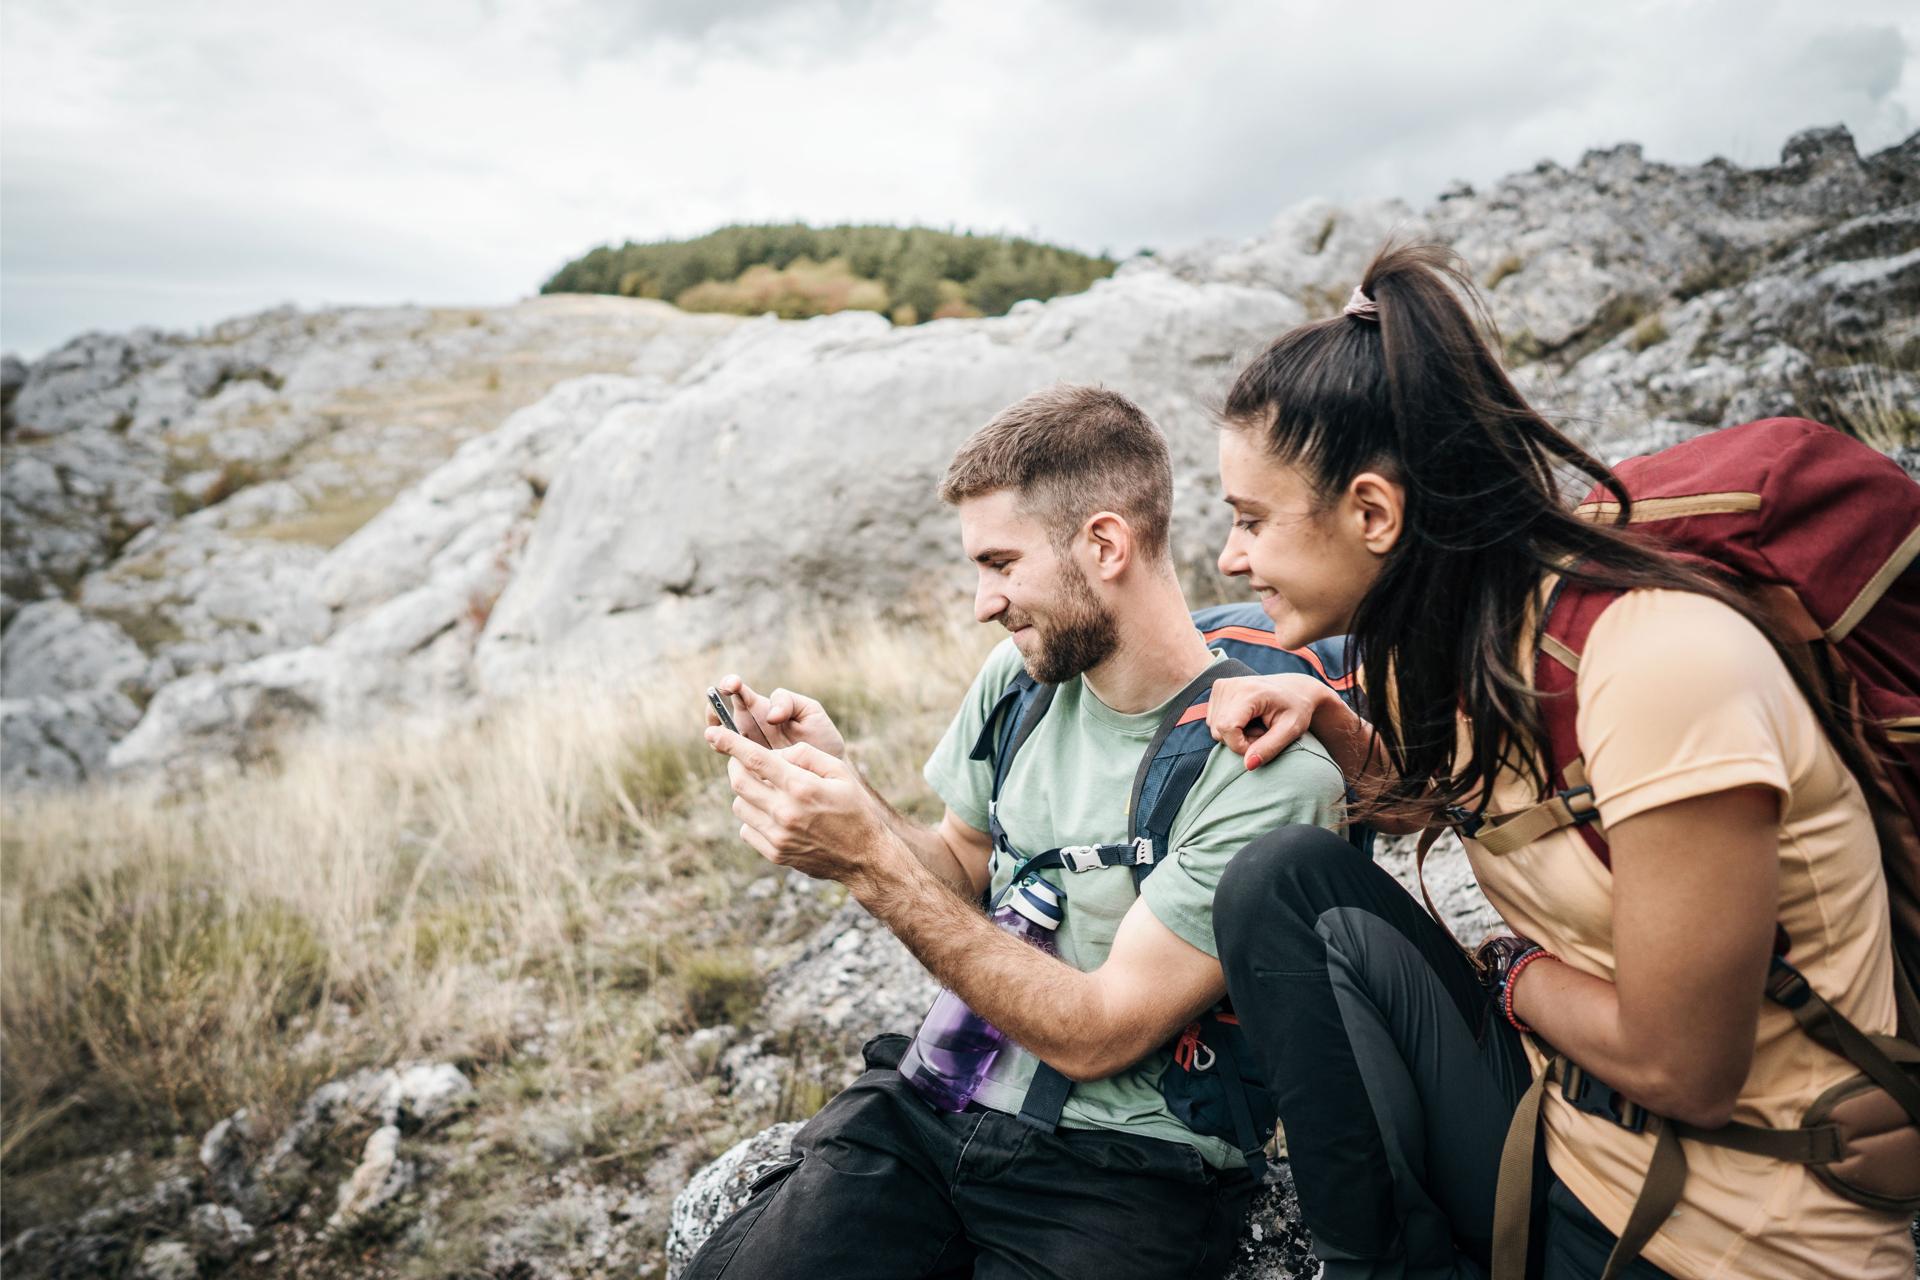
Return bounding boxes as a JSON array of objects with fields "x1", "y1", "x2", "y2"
[{"x1": 975, "y1": 580, "x2": 1006, "y2": 625}]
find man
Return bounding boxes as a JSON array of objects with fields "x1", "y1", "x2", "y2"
[{"x1": 688, "y1": 385, "x2": 1346, "y2": 1279}]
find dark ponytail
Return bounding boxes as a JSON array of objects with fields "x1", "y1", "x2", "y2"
[{"x1": 1224, "y1": 241, "x2": 1861, "y2": 824}]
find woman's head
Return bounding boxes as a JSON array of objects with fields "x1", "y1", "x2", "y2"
[{"x1": 1215, "y1": 241, "x2": 1719, "y2": 821}]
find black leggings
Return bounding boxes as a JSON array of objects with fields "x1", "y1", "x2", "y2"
[{"x1": 1215, "y1": 825, "x2": 1677, "y2": 1280}]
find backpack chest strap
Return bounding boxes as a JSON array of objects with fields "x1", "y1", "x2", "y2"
[{"x1": 1471, "y1": 757, "x2": 1605, "y2": 857}]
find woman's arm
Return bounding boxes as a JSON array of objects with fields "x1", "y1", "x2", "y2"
[
  {"x1": 1507, "y1": 784, "x2": 1778, "y2": 1128},
  {"x1": 1207, "y1": 673, "x2": 1425, "y2": 834}
]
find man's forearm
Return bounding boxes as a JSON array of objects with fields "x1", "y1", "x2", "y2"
[
  {"x1": 857, "y1": 773, "x2": 981, "y2": 897},
  {"x1": 850, "y1": 842, "x2": 1111, "y2": 1077}
]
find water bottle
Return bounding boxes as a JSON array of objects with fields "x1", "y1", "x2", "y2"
[{"x1": 899, "y1": 876, "x2": 1064, "y2": 1112}]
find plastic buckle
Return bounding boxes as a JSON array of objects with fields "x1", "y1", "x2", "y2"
[
  {"x1": 1445, "y1": 805, "x2": 1483, "y2": 838},
  {"x1": 1560, "y1": 785, "x2": 1599, "y2": 826},
  {"x1": 1058, "y1": 846, "x2": 1106, "y2": 873},
  {"x1": 1130, "y1": 835, "x2": 1157, "y2": 866},
  {"x1": 1561, "y1": 1063, "x2": 1647, "y2": 1132}
]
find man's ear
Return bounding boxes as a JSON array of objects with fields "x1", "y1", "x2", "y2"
[
  {"x1": 1082, "y1": 511, "x2": 1132, "y2": 582},
  {"x1": 1348, "y1": 472, "x2": 1404, "y2": 557}
]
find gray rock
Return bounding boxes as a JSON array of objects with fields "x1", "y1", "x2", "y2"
[
  {"x1": 664, "y1": 1122, "x2": 804, "y2": 1277},
  {"x1": 1, "y1": 687, "x2": 143, "y2": 787},
  {"x1": 326, "y1": 1124, "x2": 408, "y2": 1232},
  {"x1": 134, "y1": 1240, "x2": 199, "y2": 1280},
  {"x1": 184, "y1": 1203, "x2": 254, "y2": 1263},
  {"x1": 378, "y1": 1062, "x2": 474, "y2": 1130},
  {"x1": 1, "y1": 599, "x2": 147, "y2": 698}
]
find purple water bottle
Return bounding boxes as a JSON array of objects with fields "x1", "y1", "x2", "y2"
[{"x1": 899, "y1": 877, "x2": 1064, "y2": 1112}]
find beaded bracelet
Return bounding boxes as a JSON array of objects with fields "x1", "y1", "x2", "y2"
[{"x1": 1502, "y1": 946, "x2": 1554, "y2": 1035}]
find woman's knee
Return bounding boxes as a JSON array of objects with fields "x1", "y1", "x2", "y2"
[{"x1": 1215, "y1": 824, "x2": 1362, "y2": 945}]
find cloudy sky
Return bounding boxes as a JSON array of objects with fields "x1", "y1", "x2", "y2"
[{"x1": 3, "y1": 0, "x2": 1916, "y2": 356}]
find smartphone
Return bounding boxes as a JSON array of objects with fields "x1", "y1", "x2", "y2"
[
  {"x1": 705, "y1": 686, "x2": 739, "y2": 734},
  {"x1": 706, "y1": 686, "x2": 771, "y2": 747}
]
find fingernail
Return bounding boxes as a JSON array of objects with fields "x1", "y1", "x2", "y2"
[{"x1": 1245, "y1": 754, "x2": 1259, "y2": 770}]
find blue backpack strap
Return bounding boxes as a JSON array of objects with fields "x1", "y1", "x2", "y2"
[
  {"x1": 1127, "y1": 655, "x2": 1257, "y2": 885},
  {"x1": 968, "y1": 670, "x2": 1054, "y2": 868},
  {"x1": 1017, "y1": 655, "x2": 1255, "y2": 1133}
]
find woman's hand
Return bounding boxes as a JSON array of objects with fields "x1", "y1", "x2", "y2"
[
  {"x1": 1206, "y1": 673, "x2": 1333, "y2": 770},
  {"x1": 710, "y1": 675, "x2": 848, "y2": 759}
]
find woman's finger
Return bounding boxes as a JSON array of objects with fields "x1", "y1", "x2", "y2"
[{"x1": 1244, "y1": 708, "x2": 1310, "y2": 770}]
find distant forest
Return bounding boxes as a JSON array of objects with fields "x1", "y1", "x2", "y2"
[{"x1": 540, "y1": 224, "x2": 1118, "y2": 325}]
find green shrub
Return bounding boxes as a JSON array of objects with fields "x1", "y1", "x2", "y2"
[{"x1": 543, "y1": 223, "x2": 1114, "y2": 324}]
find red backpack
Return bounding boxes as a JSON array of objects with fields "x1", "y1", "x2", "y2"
[{"x1": 1479, "y1": 418, "x2": 1920, "y2": 1280}]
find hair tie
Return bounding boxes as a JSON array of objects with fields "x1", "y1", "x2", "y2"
[{"x1": 1343, "y1": 285, "x2": 1380, "y2": 322}]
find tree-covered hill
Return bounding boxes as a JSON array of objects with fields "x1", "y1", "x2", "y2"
[{"x1": 540, "y1": 224, "x2": 1118, "y2": 325}]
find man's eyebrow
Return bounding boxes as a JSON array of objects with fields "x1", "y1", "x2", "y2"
[{"x1": 971, "y1": 548, "x2": 1020, "y2": 565}]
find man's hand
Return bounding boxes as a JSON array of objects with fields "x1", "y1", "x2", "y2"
[
  {"x1": 705, "y1": 727, "x2": 907, "y2": 894},
  {"x1": 710, "y1": 675, "x2": 847, "y2": 759}
]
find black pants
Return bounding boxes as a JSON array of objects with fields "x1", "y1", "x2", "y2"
[
  {"x1": 681, "y1": 1034, "x2": 1258, "y2": 1280},
  {"x1": 1214, "y1": 825, "x2": 1676, "y2": 1280}
]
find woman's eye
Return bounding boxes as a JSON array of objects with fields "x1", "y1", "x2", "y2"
[{"x1": 1234, "y1": 518, "x2": 1261, "y2": 533}]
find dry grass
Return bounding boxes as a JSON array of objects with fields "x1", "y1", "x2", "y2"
[{"x1": 0, "y1": 609, "x2": 995, "y2": 1189}]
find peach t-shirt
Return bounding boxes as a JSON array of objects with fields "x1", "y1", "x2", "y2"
[{"x1": 1462, "y1": 588, "x2": 1913, "y2": 1279}]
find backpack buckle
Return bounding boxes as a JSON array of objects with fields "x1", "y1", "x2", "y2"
[
  {"x1": 1559, "y1": 785, "x2": 1599, "y2": 826},
  {"x1": 1129, "y1": 835, "x2": 1157, "y2": 867},
  {"x1": 1057, "y1": 845, "x2": 1108, "y2": 873},
  {"x1": 1560, "y1": 1061, "x2": 1647, "y2": 1132}
]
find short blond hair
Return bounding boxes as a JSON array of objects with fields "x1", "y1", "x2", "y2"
[{"x1": 938, "y1": 385, "x2": 1173, "y2": 557}]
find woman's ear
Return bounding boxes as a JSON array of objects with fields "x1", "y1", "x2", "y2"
[{"x1": 1348, "y1": 471, "x2": 1404, "y2": 557}]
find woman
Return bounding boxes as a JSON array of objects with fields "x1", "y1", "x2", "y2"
[{"x1": 1202, "y1": 242, "x2": 1914, "y2": 1278}]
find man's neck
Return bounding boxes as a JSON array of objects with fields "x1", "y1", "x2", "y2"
[{"x1": 1080, "y1": 574, "x2": 1216, "y2": 715}]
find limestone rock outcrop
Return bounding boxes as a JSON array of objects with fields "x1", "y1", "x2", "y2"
[{"x1": 3, "y1": 125, "x2": 1915, "y2": 785}]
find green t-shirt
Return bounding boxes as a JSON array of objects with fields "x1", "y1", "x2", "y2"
[{"x1": 921, "y1": 638, "x2": 1346, "y2": 1167}]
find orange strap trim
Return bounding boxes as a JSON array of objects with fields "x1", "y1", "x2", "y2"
[
  {"x1": 1176, "y1": 703, "x2": 1210, "y2": 727},
  {"x1": 1204, "y1": 625, "x2": 1358, "y2": 691}
]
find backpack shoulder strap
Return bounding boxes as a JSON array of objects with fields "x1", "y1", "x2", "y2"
[
  {"x1": 968, "y1": 669, "x2": 1054, "y2": 856},
  {"x1": 1127, "y1": 656, "x2": 1256, "y2": 886},
  {"x1": 1471, "y1": 575, "x2": 1619, "y2": 862}
]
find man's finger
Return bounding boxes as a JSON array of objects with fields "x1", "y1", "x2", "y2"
[
  {"x1": 737, "y1": 821, "x2": 782, "y2": 864},
  {"x1": 780, "y1": 740, "x2": 843, "y2": 781},
  {"x1": 727, "y1": 757, "x2": 783, "y2": 810},
  {"x1": 705, "y1": 726, "x2": 792, "y2": 784}
]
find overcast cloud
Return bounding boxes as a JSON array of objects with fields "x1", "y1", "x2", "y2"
[{"x1": 3, "y1": 0, "x2": 1915, "y2": 355}]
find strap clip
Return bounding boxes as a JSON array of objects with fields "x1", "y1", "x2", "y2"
[
  {"x1": 1560, "y1": 785, "x2": 1599, "y2": 825},
  {"x1": 1058, "y1": 845, "x2": 1107, "y2": 873},
  {"x1": 1560, "y1": 1061, "x2": 1648, "y2": 1132}
]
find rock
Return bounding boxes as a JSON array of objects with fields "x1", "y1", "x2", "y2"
[
  {"x1": 1, "y1": 599, "x2": 148, "y2": 698},
  {"x1": 379, "y1": 1062, "x2": 474, "y2": 1130},
  {"x1": 197, "y1": 1110, "x2": 258, "y2": 1208},
  {"x1": 326, "y1": 1124, "x2": 407, "y2": 1232},
  {"x1": 184, "y1": 1203, "x2": 254, "y2": 1263},
  {"x1": 664, "y1": 1122, "x2": 804, "y2": 1277},
  {"x1": 134, "y1": 1240, "x2": 199, "y2": 1280},
  {"x1": 1, "y1": 687, "x2": 144, "y2": 788},
  {"x1": 475, "y1": 274, "x2": 1302, "y2": 691},
  {"x1": 7, "y1": 125, "x2": 1918, "y2": 784}
]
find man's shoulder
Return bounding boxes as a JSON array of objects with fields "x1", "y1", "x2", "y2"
[{"x1": 1189, "y1": 728, "x2": 1346, "y2": 817}]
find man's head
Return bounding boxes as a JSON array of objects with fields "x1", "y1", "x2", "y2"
[{"x1": 939, "y1": 385, "x2": 1175, "y2": 683}]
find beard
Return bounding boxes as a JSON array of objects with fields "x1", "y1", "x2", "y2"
[{"x1": 1006, "y1": 564, "x2": 1120, "y2": 685}]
